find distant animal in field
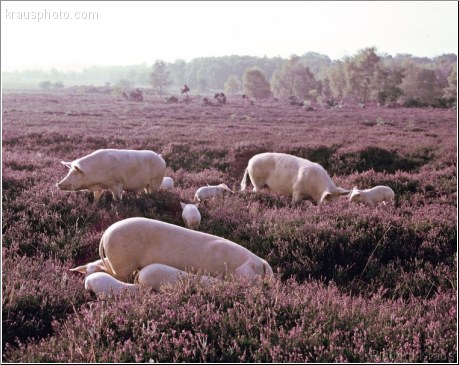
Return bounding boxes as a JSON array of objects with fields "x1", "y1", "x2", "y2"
[
  {"x1": 180, "y1": 202, "x2": 201, "y2": 230},
  {"x1": 56, "y1": 149, "x2": 166, "y2": 203},
  {"x1": 122, "y1": 88, "x2": 144, "y2": 102},
  {"x1": 348, "y1": 185, "x2": 395, "y2": 205},
  {"x1": 98, "y1": 217, "x2": 273, "y2": 282},
  {"x1": 214, "y1": 92, "x2": 227, "y2": 104},
  {"x1": 194, "y1": 183, "x2": 234, "y2": 202},
  {"x1": 160, "y1": 177, "x2": 174, "y2": 190},
  {"x1": 242, "y1": 94, "x2": 255, "y2": 105},
  {"x1": 166, "y1": 96, "x2": 179, "y2": 103},
  {"x1": 180, "y1": 84, "x2": 190, "y2": 95},
  {"x1": 240, "y1": 152, "x2": 350, "y2": 205}
]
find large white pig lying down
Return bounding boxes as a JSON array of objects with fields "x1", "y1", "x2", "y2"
[
  {"x1": 349, "y1": 185, "x2": 395, "y2": 205},
  {"x1": 194, "y1": 183, "x2": 234, "y2": 202},
  {"x1": 160, "y1": 177, "x2": 174, "y2": 190},
  {"x1": 241, "y1": 152, "x2": 350, "y2": 205},
  {"x1": 99, "y1": 217, "x2": 273, "y2": 283},
  {"x1": 74, "y1": 263, "x2": 217, "y2": 295},
  {"x1": 180, "y1": 202, "x2": 201, "y2": 230},
  {"x1": 56, "y1": 149, "x2": 166, "y2": 202}
]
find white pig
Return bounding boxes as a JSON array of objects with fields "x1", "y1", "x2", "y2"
[
  {"x1": 349, "y1": 185, "x2": 395, "y2": 205},
  {"x1": 241, "y1": 152, "x2": 350, "y2": 204},
  {"x1": 84, "y1": 272, "x2": 138, "y2": 295},
  {"x1": 98, "y1": 217, "x2": 273, "y2": 282},
  {"x1": 180, "y1": 202, "x2": 201, "y2": 230},
  {"x1": 56, "y1": 149, "x2": 166, "y2": 202},
  {"x1": 160, "y1": 177, "x2": 174, "y2": 190},
  {"x1": 194, "y1": 183, "x2": 234, "y2": 202},
  {"x1": 137, "y1": 263, "x2": 218, "y2": 289}
]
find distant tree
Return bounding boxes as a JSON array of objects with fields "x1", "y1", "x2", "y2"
[
  {"x1": 345, "y1": 47, "x2": 381, "y2": 103},
  {"x1": 171, "y1": 59, "x2": 187, "y2": 86},
  {"x1": 242, "y1": 67, "x2": 272, "y2": 99},
  {"x1": 38, "y1": 81, "x2": 52, "y2": 90},
  {"x1": 300, "y1": 52, "x2": 332, "y2": 79},
  {"x1": 443, "y1": 64, "x2": 457, "y2": 104},
  {"x1": 116, "y1": 79, "x2": 132, "y2": 88},
  {"x1": 196, "y1": 67, "x2": 209, "y2": 92},
  {"x1": 53, "y1": 81, "x2": 64, "y2": 88},
  {"x1": 372, "y1": 64, "x2": 404, "y2": 105},
  {"x1": 271, "y1": 56, "x2": 319, "y2": 100},
  {"x1": 401, "y1": 62, "x2": 443, "y2": 106},
  {"x1": 224, "y1": 75, "x2": 242, "y2": 95},
  {"x1": 326, "y1": 61, "x2": 347, "y2": 101},
  {"x1": 149, "y1": 60, "x2": 172, "y2": 97}
]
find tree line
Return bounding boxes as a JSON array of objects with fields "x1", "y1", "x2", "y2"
[{"x1": 3, "y1": 48, "x2": 456, "y2": 107}]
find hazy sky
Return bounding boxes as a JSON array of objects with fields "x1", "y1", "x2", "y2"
[{"x1": 1, "y1": 1, "x2": 457, "y2": 72}]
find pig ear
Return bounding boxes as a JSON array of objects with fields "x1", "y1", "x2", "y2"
[
  {"x1": 180, "y1": 202, "x2": 186, "y2": 209},
  {"x1": 73, "y1": 165, "x2": 84, "y2": 174},
  {"x1": 70, "y1": 265, "x2": 87, "y2": 274},
  {"x1": 61, "y1": 161, "x2": 72, "y2": 169}
]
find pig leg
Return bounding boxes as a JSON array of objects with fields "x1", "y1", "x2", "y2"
[
  {"x1": 93, "y1": 190, "x2": 103, "y2": 203},
  {"x1": 110, "y1": 184, "x2": 123, "y2": 201},
  {"x1": 292, "y1": 190, "x2": 304, "y2": 204}
]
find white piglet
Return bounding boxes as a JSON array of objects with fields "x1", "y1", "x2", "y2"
[
  {"x1": 180, "y1": 202, "x2": 201, "y2": 230},
  {"x1": 84, "y1": 272, "x2": 138, "y2": 295},
  {"x1": 56, "y1": 149, "x2": 166, "y2": 202},
  {"x1": 138, "y1": 263, "x2": 218, "y2": 289},
  {"x1": 194, "y1": 183, "x2": 234, "y2": 202},
  {"x1": 349, "y1": 185, "x2": 395, "y2": 205},
  {"x1": 160, "y1": 177, "x2": 174, "y2": 190}
]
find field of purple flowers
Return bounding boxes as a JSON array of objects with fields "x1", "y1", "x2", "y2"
[{"x1": 2, "y1": 92, "x2": 457, "y2": 362}]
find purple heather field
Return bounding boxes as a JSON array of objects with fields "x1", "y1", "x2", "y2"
[{"x1": 2, "y1": 91, "x2": 457, "y2": 362}]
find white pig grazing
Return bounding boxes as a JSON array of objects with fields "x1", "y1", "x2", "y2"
[
  {"x1": 137, "y1": 263, "x2": 218, "y2": 289},
  {"x1": 56, "y1": 149, "x2": 166, "y2": 202},
  {"x1": 349, "y1": 185, "x2": 395, "y2": 205},
  {"x1": 160, "y1": 176, "x2": 174, "y2": 190},
  {"x1": 84, "y1": 272, "x2": 138, "y2": 295},
  {"x1": 194, "y1": 183, "x2": 234, "y2": 202},
  {"x1": 241, "y1": 152, "x2": 350, "y2": 204},
  {"x1": 180, "y1": 202, "x2": 201, "y2": 230},
  {"x1": 98, "y1": 217, "x2": 273, "y2": 282}
]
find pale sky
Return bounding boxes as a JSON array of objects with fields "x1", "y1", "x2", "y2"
[{"x1": 1, "y1": 1, "x2": 457, "y2": 72}]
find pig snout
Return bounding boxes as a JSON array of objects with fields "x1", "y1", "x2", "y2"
[{"x1": 56, "y1": 180, "x2": 72, "y2": 191}]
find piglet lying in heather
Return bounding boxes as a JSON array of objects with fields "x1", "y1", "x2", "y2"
[
  {"x1": 72, "y1": 261, "x2": 218, "y2": 295},
  {"x1": 349, "y1": 185, "x2": 395, "y2": 205},
  {"x1": 84, "y1": 272, "x2": 138, "y2": 294},
  {"x1": 180, "y1": 202, "x2": 201, "y2": 230},
  {"x1": 194, "y1": 183, "x2": 234, "y2": 202},
  {"x1": 137, "y1": 263, "x2": 218, "y2": 289}
]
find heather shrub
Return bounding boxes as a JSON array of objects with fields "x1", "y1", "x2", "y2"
[
  {"x1": 5, "y1": 279, "x2": 456, "y2": 363},
  {"x1": 162, "y1": 143, "x2": 229, "y2": 172},
  {"x1": 2, "y1": 93, "x2": 456, "y2": 362},
  {"x1": 330, "y1": 146, "x2": 432, "y2": 174},
  {"x1": 2, "y1": 253, "x2": 91, "y2": 351}
]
